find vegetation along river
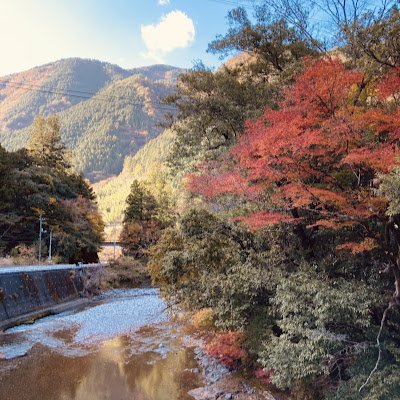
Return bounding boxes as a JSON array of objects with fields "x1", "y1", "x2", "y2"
[{"x1": 0, "y1": 288, "x2": 202, "y2": 400}]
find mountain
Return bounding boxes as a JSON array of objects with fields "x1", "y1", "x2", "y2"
[
  {"x1": 0, "y1": 58, "x2": 182, "y2": 180},
  {"x1": 94, "y1": 128, "x2": 176, "y2": 224}
]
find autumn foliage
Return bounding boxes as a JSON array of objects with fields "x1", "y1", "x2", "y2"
[
  {"x1": 152, "y1": 6, "x2": 400, "y2": 397},
  {"x1": 206, "y1": 331, "x2": 247, "y2": 368},
  {"x1": 190, "y1": 308, "x2": 215, "y2": 332},
  {"x1": 189, "y1": 58, "x2": 400, "y2": 253},
  {"x1": 255, "y1": 368, "x2": 273, "y2": 385}
]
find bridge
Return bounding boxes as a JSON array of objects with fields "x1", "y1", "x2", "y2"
[{"x1": 101, "y1": 241, "x2": 125, "y2": 247}]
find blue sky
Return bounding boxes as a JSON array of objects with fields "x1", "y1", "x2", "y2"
[{"x1": 0, "y1": 0, "x2": 244, "y2": 76}]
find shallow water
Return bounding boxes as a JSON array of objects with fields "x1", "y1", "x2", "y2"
[{"x1": 0, "y1": 288, "x2": 202, "y2": 400}]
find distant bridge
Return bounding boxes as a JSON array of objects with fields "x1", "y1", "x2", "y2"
[{"x1": 101, "y1": 242, "x2": 125, "y2": 247}]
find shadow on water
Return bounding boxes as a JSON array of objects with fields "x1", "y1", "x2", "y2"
[{"x1": 0, "y1": 289, "x2": 202, "y2": 400}]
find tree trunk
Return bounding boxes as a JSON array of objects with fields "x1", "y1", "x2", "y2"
[
  {"x1": 290, "y1": 208, "x2": 314, "y2": 255},
  {"x1": 386, "y1": 216, "x2": 400, "y2": 304}
]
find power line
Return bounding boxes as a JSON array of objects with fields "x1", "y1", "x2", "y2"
[
  {"x1": 1, "y1": 80, "x2": 177, "y2": 112},
  {"x1": 0, "y1": 80, "x2": 177, "y2": 113},
  {"x1": 205, "y1": 0, "x2": 256, "y2": 7},
  {"x1": 2, "y1": 79, "x2": 155, "y2": 105}
]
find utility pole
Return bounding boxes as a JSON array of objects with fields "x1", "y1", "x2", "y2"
[
  {"x1": 113, "y1": 221, "x2": 117, "y2": 260},
  {"x1": 38, "y1": 216, "x2": 43, "y2": 263},
  {"x1": 48, "y1": 230, "x2": 52, "y2": 263},
  {"x1": 38, "y1": 216, "x2": 47, "y2": 263}
]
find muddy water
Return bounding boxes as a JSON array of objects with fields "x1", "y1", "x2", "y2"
[{"x1": 0, "y1": 289, "x2": 202, "y2": 400}]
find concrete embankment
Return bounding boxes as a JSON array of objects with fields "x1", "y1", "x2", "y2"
[{"x1": 0, "y1": 264, "x2": 102, "y2": 330}]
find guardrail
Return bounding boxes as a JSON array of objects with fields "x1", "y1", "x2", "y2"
[{"x1": 0, "y1": 263, "x2": 103, "y2": 275}]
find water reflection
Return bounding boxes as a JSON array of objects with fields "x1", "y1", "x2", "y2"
[
  {"x1": 78, "y1": 338, "x2": 198, "y2": 400},
  {"x1": 0, "y1": 289, "x2": 201, "y2": 400},
  {"x1": 0, "y1": 330, "x2": 200, "y2": 400}
]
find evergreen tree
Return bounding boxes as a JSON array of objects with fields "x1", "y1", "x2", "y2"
[
  {"x1": 0, "y1": 119, "x2": 104, "y2": 262},
  {"x1": 28, "y1": 115, "x2": 70, "y2": 171},
  {"x1": 120, "y1": 180, "x2": 160, "y2": 258}
]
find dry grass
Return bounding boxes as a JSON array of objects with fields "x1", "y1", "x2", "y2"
[
  {"x1": 98, "y1": 256, "x2": 150, "y2": 290},
  {"x1": 0, "y1": 256, "x2": 39, "y2": 266}
]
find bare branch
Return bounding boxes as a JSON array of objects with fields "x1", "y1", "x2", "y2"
[{"x1": 358, "y1": 302, "x2": 393, "y2": 393}]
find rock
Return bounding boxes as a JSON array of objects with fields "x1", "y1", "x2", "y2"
[
  {"x1": 187, "y1": 387, "x2": 224, "y2": 400},
  {"x1": 184, "y1": 367, "x2": 200, "y2": 374},
  {"x1": 0, "y1": 352, "x2": 5, "y2": 360},
  {"x1": 193, "y1": 349, "x2": 230, "y2": 384},
  {"x1": 224, "y1": 393, "x2": 233, "y2": 400},
  {"x1": 241, "y1": 383, "x2": 255, "y2": 394}
]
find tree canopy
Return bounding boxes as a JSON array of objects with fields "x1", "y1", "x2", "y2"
[
  {"x1": 149, "y1": 3, "x2": 400, "y2": 398},
  {"x1": 0, "y1": 116, "x2": 104, "y2": 263},
  {"x1": 120, "y1": 180, "x2": 161, "y2": 258}
]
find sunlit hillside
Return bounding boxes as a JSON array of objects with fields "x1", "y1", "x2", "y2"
[
  {"x1": 94, "y1": 128, "x2": 176, "y2": 226},
  {"x1": 0, "y1": 58, "x2": 182, "y2": 180}
]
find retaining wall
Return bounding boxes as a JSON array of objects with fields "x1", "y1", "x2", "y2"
[{"x1": 0, "y1": 264, "x2": 101, "y2": 329}]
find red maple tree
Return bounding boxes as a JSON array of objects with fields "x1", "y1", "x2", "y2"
[{"x1": 189, "y1": 58, "x2": 400, "y2": 299}]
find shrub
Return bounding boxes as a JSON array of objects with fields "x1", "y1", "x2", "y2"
[
  {"x1": 98, "y1": 256, "x2": 149, "y2": 290},
  {"x1": 254, "y1": 368, "x2": 273, "y2": 384},
  {"x1": 190, "y1": 308, "x2": 215, "y2": 331},
  {"x1": 148, "y1": 209, "x2": 269, "y2": 328},
  {"x1": 206, "y1": 331, "x2": 247, "y2": 368}
]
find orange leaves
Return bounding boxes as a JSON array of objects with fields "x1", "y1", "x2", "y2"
[
  {"x1": 187, "y1": 158, "x2": 261, "y2": 199},
  {"x1": 341, "y1": 145, "x2": 399, "y2": 172},
  {"x1": 357, "y1": 107, "x2": 400, "y2": 136},
  {"x1": 188, "y1": 58, "x2": 399, "y2": 239},
  {"x1": 308, "y1": 187, "x2": 348, "y2": 206},
  {"x1": 206, "y1": 331, "x2": 246, "y2": 368},
  {"x1": 48, "y1": 196, "x2": 57, "y2": 205},
  {"x1": 336, "y1": 238, "x2": 379, "y2": 254},
  {"x1": 307, "y1": 219, "x2": 356, "y2": 230},
  {"x1": 255, "y1": 368, "x2": 273, "y2": 385},
  {"x1": 187, "y1": 171, "x2": 259, "y2": 199},
  {"x1": 234, "y1": 211, "x2": 297, "y2": 230},
  {"x1": 286, "y1": 58, "x2": 363, "y2": 117},
  {"x1": 377, "y1": 67, "x2": 400, "y2": 104},
  {"x1": 190, "y1": 308, "x2": 215, "y2": 331},
  {"x1": 281, "y1": 184, "x2": 348, "y2": 209}
]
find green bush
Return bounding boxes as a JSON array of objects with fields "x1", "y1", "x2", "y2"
[{"x1": 149, "y1": 209, "x2": 270, "y2": 329}]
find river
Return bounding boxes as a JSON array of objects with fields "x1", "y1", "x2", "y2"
[{"x1": 0, "y1": 288, "x2": 202, "y2": 400}]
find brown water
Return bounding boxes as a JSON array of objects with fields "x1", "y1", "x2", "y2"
[{"x1": 0, "y1": 289, "x2": 202, "y2": 400}]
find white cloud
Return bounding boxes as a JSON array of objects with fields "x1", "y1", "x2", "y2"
[
  {"x1": 141, "y1": 11, "x2": 195, "y2": 62},
  {"x1": 158, "y1": 0, "x2": 170, "y2": 5}
]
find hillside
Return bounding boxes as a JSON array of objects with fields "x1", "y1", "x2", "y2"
[
  {"x1": 0, "y1": 58, "x2": 182, "y2": 180},
  {"x1": 94, "y1": 128, "x2": 176, "y2": 224}
]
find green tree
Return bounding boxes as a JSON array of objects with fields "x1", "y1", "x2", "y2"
[
  {"x1": 165, "y1": 65, "x2": 280, "y2": 175},
  {"x1": 207, "y1": 5, "x2": 318, "y2": 72},
  {"x1": 120, "y1": 180, "x2": 160, "y2": 258},
  {"x1": 0, "y1": 121, "x2": 104, "y2": 262},
  {"x1": 149, "y1": 209, "x2": 269, "y2": 330},
  {"x1": 28, "y1": 115, "x2": 70, "y2": 171}
]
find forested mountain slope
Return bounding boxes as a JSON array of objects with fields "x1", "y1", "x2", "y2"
[
  {"x1": 94, "y1": 128, "x2": 176, "y2": 223},
  {"x1": 0, "y1": 58, "x2": 182, "y2": 180}
]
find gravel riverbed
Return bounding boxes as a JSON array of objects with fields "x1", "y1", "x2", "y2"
[{"x1": 0, "y1": 288, "x2": 279, "y2": 400}]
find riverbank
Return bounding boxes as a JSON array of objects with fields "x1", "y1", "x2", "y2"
[
  {"x1": 184, "y1": 335, "x2": 279, "y2": 400},
  {"x1": 0, "y1": 288, "x2": 203, "y2": 400},
  {"x1": 0, "y1": 286, "x2": 280, "y2": 400}
]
